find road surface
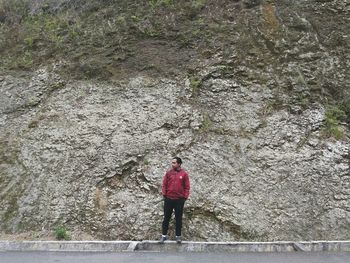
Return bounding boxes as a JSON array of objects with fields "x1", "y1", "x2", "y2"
[{"x1": 1, "y1": 251, "x2": 350, "y2": 263}]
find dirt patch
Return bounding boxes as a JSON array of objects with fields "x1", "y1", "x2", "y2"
[{"x1": 111, "y1": 39, "x2": 196, "y2": 79}]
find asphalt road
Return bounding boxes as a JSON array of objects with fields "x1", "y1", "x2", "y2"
[{"x1": 1, "y1": 251, "x2": 350, "y2": 263}]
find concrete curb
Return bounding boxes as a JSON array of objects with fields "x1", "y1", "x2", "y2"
[
  {"x1": 0, "y1": 241, "x2": 130, "y2": 252},
  {"x1": 0, "y1": 240, "x2": 350, "y2": 253},
  {"x1": 139, "y1": 241, "x2": 350, "y2": 253}
]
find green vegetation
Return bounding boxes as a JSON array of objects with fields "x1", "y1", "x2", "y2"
[
  {"x1": 53, "y1": 225, "x2": 70, "y2": 240},
  {"x1": 0, "y1": 0, "x2": 30, "y2": 25},
  {"x1": 295, "y1": 93, "x2": 310, "y2": 109},
  {"x1": 339, "y1": 99, "x2": 350, "y2": 116},
  {"x1": 189, "y1": 76, "x2": 201, "y2": 96},
  {"x1": 149, "y1": 0, "x2": 172, "y2": 8},
  {"x1": 191, "y1": 0, "x2": 206, "y2": 9},
  {"x1": 21, "y1": 14, "x2": 80, "y2": 49},
  {"x1": 0, "y1": 1, "x2": 83, "y2": 70},
  {"x1": 322, "y1": 104, "x2": 347, "y2": 139},
  {"x1": 16, "y1": 51, "x2": 33, "y2": 69},
  {"x1": 23, "y1": 36, "x2": 34, "y2": 48},
  {"x1": 199, "y1": 113, "x2": 212, "y2": 132},
  {"x1": 0, "y1": 0, "x2": 217, "y2": 79},
  {"x1": 0, "y1": 0, "x2": 348, "y2": 117}
]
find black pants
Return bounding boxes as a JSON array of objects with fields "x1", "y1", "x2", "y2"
[{"x1": 162, "y1": 198, "x2": 185, "y2": 236}]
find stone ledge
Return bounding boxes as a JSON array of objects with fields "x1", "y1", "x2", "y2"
[{"x1": 0, "y1": 240, "x2": 350, "y2": 253}]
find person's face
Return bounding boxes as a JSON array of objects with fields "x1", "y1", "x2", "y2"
[{"x1": 171, "y1": 159, "x2": 180, "y2": 169}]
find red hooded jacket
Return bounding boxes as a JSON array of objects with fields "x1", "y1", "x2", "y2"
[{"x1": 162, "y1": 168, "x2": 190, "y2": 200}]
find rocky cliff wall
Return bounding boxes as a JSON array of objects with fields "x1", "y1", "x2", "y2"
[{"x1": 0, "y1": 0, "x2": 349, "y2": 241}]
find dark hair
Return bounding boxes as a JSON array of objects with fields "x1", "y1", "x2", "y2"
[{"x1": 173, "y1": 157, "x2": 182, "y2": 165}]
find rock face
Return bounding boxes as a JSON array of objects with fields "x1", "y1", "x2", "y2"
[{"x1": 0, "y1": 0, "x2": 349, "y2": 241}]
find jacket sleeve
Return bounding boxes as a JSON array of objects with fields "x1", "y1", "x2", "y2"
[
  {"x1": 183, "y1": 172, "x2": 190, "y2": 199},
  {"x1": 161, "y1": 172, "x2": 168, "y2": 197}
]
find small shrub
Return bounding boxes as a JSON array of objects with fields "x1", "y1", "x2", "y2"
[
  {"x1": 295, "y1": 93, "x2": 309, "y2": 108},
  {"x1": 199, "y1": 113, "x2": 212, "y2": 132},
  {"x1": 54, "y1": 225, "x2": 70, "y2": 240},
  {"x1": 190, "y1": 76, "x2": 201, "y2": 96},
  {"x1": 325, "y1": 106, "x2": 346, "y2": 123},
  {"x1": 191, "y1": 0, "x2": 206, "y2": 9},
  {"x1": 339, "y1": 99, "x2": 350, "y2": 118},
  {"x1": 322, "y1": 105, "x2": 346, "y2": 139},
  {"x1": 130, "y1": 15, "x2": 140, "y2": 22},
  {"x1": 23, "y1": 14, "x2": 74, "y2": 48},
  {"x1": 24, "y1": 36, "x2": 34, "y2": 48}
]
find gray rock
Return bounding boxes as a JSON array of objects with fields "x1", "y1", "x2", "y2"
[{"x1": 0, "y1": 1, "x2": 349, "y2": 242}]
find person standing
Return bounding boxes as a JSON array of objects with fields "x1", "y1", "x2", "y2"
[{"x1": 159, "y1": 157, "x2": 190, "y2": 244}]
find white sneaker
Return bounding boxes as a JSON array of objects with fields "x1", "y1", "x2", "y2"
[
  {"x1": 176, "y1": 236, "x2": 182, "y2": 244},
  {"x1": 159, "y1": 235, "x2": 167, "y2": 244}
]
